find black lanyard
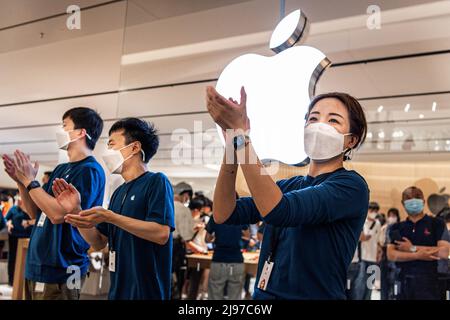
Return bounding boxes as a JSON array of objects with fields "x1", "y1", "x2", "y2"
[{"x1": 267, "y1": 226, "x2": 280, "y2": 263}]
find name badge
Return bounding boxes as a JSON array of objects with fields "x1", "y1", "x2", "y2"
[
  {"x1": 37, "y1": 213, "x2": 47, "y2": 227},
  {"x1": 257, "y1": 260, "x2": 274, "y2": 291},
  {"x1": 109, "y1": 251, "x2": 116, "y2": 272},
  {"x1": 35, "y1": 282, "x2": 45, "y2": 293}
]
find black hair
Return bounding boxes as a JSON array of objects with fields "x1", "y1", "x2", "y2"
[
  {"x1": 368, "y1": 201, "x2": 380, "y2": 212},
  {"x1": 188, "y1": 198, "x2": 205, "y2": 211},
  {"x1": 44, "y1": 171, "x2": 53, "y2": 176},
  {"x1": 62, "y1": 107, "x2": 103, "y2": 150},
  {"x1": 109, "y1": 118, "x2": 159, "y2": 163},
  {"x1": 387, "y1": 208, "x2": 400, "y2": 221}
]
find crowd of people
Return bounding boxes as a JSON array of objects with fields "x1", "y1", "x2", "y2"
[
  {"x1": 346, "y1": 192, "x2": 450, "y2": 300},
  {"x1": 0, "y1": 87, "x2": 448, "y2": 300}
]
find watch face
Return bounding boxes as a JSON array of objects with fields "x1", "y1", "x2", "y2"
[{"x1": 234, "y1": 135, "x2": 245, "y2": 149}]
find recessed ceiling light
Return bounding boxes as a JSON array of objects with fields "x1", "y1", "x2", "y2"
[
  {"x1": 378, "y1": 131, "x2": 385, "y2": 139},
  {"x1": 432, "y1": 102, "x2": 437, "y2": 112},
  {"x1": 377, "y1": 105, "x2": 384, "y2": 113},
  {"x1": 404, "y1": 103, "x2": 410, "y2": 112},
  {"x1": 367, "y1": 132, "x2": 373, "y2": 139},
  {"x1": 419, "y1": 114, "x2": 424, "y2": 119}
]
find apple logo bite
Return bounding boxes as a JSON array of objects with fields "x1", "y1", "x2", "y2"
[{"x1": 216, "y1": 9, "x2": 331, "y2": 165}]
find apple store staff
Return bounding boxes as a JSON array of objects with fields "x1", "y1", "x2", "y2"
[
  {"x1": 2, "y1": 107, "x2": 105, "y2": 300},
  {"x1": 64, "y1": 118, "x2": 175, "y2": 300},
  {"x1": 206, "y1": 88, "x2": 369, "y2": 299}
]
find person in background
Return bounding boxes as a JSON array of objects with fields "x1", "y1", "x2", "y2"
[
  {"x1": 64, "y1": 118, "x2": 174, "y2": 300},
  {"x1": 41, "y1": 171, "x2": 53, "y2": 190},
  {"x1": 206, "y1": 211, "x2": 248, "y2": 300},
  {"x1": 359, "y1": 201, "x2": 382, "y2": 300},
  {"x1": 1, "y1": 193, "x2": 13, "y2": 217},
  {"x1": 387, "y1": 186, "x2": 450, "y2": 300},
  {"x1": 186, "y1": 197, "x2": 209, "y2": 299},
  {"x1": 5, "y1": 196, "x2": 35, "y2": 286},
  {"x1": 2, "y1": 106, "x2": 105, "y2": 300},
  {"x1": 378, "y1": 208, "x2": 401, "y2": 300},
  {"x1": 0, "y1": 213, "x2": 5, "y2": 260},
  {"x1": 172, "y1": 182, "x2": 194, "y2": 299}
]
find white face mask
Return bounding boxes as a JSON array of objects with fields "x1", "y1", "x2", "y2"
[
  {"x1": 102, "y1": 143, "x2": 145, "y2": 174},
  {"x1": 56, "y1": 128, "x2": 91, "y2": 151},
  {"x1": 304, "y1": 122, "x2": 352, "y2": 161},
  {"x1": 368, "y1": 212, "x2": 377, "y2": 220},
  {"x1": 387, "y1": 217, "x2": 398, "y2": 225}
]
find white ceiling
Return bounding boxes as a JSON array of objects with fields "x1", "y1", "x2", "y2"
[{"x1": 0, "y1": 0, "x2": 449, "y2": 190}]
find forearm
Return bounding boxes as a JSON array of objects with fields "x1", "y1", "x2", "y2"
[
  {"x1": 237, "y1": 142, "x2": 282, "y2": 217},
  {"x1": 401, "y1": 245, "x2": 449, "y2": 259},
  {"x1": 387, "y1": 248, "x2": 419, "y2": 262},
  {"x1": 28, "y1": 188, "x2": 67, "y2": 224},
  {"x1": 17, "y1": 183, "x2": 38, "y2": 219},
  {"x1": 78, "y1": 227, "x2": 108, "y2": 251},
  {"x1": 109, "y1": 212, "x2": 170, "y2": 245},
  {"x1": 213, "y1": 152, "x2": 239, "y2": 224}
]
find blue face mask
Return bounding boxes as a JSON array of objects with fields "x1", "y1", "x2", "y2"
[{"x1": 404, "y1": 198, "x2": 424, "y2": 216}]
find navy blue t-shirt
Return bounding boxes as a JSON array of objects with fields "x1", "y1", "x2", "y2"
[
  {"x1": 96, "y1": 171, "x2": 175, "y2": 300},
  {"x1": 206, "y1": 217, "x2": 247, "y2": 263},
  {"x1": 5, "y1": 206, "x2": 32, "y2": 238},
  {"x1": 25, "y1": 156, "x2": 105, "y2": 283},
  {"x1": 222, "y1": 168, "x2": 369, "y2": 300},
  {"x1": 389, "y1": 215, "x2": 448, "y2": 276}
]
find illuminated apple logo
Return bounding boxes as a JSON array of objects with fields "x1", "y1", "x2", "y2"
[{"x1": 216, "y1": 9, "x2": 330, "y2": 165}]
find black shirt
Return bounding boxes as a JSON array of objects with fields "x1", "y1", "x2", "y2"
[{"x1": 389, "y1": 215, "x2": 447, "y2": 275}]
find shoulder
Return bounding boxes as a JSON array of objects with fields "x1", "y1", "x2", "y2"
[
  {"x1": 143, "y1": 171, "x2": 172, "y2": 187},
  {"x1": 275, "y1": 175, "x2": 305, "y2": 190}
]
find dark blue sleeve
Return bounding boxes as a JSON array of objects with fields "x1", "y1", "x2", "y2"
[
  {"x1": 388, "y1": 223, "x2": 400, "y2": 244},
  {"x1": 70, "y1": 165, "x2": 105, "y2": 209},
  {"x1": 96, "y1": 223, "x2": 109, "y2": 237},
  {"x1": 263, "y1": 172, "x2": 369, "y2": 227},
  {"x1": 145, "y1": 173, "x2": 175, "y2": 231},
  {"x1": 223, "y1": 197, "x2": 262, "y2": 225},
  {"x1": 435, "y1": 219, "x2": 449, "y2": 242},
  {"x1": 5, "y1": 206, "x2": 15, "y2": 221}
]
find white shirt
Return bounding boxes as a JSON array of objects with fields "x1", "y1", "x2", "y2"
[
  {"x1": 173, "y1": 201, "x2": 195, "y2": 241},
  {"x1": 361, "y1": 218, "x2": 381, "y2": 262}
]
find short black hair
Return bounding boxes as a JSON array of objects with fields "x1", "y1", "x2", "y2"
[
  {"x1": 62, "y1": 107, "x2": 103, "y2": 150},
  {"x1": 44, "y1": 171, "x2": 53, "y2": 176},
  {"x1": 368, "y1": 201, "x2": 380, "y2": 211},
  {"x1": 109, "y1": 118, "x2": 159, "y2": 163},
  {"x1": 188, "y1": 198, "x2": 205, "y2": 211}
]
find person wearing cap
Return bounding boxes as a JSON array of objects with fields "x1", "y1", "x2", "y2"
[
  {"x1": 172, "y1": 182, "x2": 194, "y2": 299},
  {"x1": 388, "y1": 186, "x2": 449, "y2": 300}
]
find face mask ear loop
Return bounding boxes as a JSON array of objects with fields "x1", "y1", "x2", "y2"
[{"x1": 343, "y1": 148, "x2": 354, "y2": 161}]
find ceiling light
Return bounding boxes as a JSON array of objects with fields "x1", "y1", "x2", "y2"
[
  {"x1": 378, "y1": 131, "x2": 385, "y2": 139},
  {"x1": 432, "y1": 101, "x2": 437, "y2": 112},
  {"x1": 367, "y1": 132, "x2": 373, "y2": 139},
  {"x1": 404, "y1": 103, "x2": 410, "y2": 112},
  {"x1": 377, "y1": 105, "x2": 384, "y2": 113},
  {"x1": 419, "y1": 114, "x2": 424, "y2": 119}
]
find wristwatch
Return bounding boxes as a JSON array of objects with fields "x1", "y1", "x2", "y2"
[
  {"x1": 409, "y1": 245, "x2": 417, "y2": 253},
  {"x1": 26, "y1": 180, "x2": 41, "y2": 192},
  {"x1": 233, "y1": 134, "x2": 250, "y2": 151}
]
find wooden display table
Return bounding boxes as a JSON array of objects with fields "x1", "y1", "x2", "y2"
[
  {"x1": 12, "y1": 238, "x2": 29, "y2": 300},
  {"x1": 186, "y1": 251, "x2": 259, "y2": 276}
]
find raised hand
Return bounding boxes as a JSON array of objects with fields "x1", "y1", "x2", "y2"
[
  {"x1": 2, "y1": 154, "x2": 21, "y2": 183},
  {"x1": 52, "y1": 178, "x2": 81, "y2": 214},
  {"x1": 206, "y1": 86, "x2": 250, "y2": 132},
  {"x1": 12, "y1": 150, "x2": 39, "y2": 187}
]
